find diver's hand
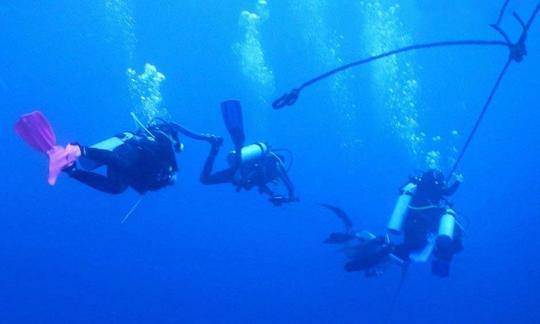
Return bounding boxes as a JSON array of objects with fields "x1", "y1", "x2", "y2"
[
  {"x1": 205, "y1": 135, "x2": 223, "y2": 155},
  {"x1": 269, "y1": 195, "x2": 288, "y2": 206},
  {"x1": 453, "y1": 172, "x2": 464, "y2": 183},
  {"x1": 269, "y1": 196, "x2": 285, "y2": 206},
  {"x1": 269, "y1": 195, "x2": 299, "y2": 206},
  {"x1": 202, "y1": 134, "x2": 223, "y2": 146},
  {"x1": 206, "y1": 135, "x2": 223, "y2": 147}
]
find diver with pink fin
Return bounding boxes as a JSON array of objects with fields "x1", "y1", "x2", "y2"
[
  {"x1": 15, "y1": 111, "x2": 81, "y2": 186},
  {"x1": 15, "y1": 111, "x2": 210, "y2": 194}
]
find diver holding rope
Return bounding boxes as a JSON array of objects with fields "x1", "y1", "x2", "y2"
[
  {"x1": 387, "y1": 169, "x2": 464, "y2": 277},
  {"x1": 321, "y1": 169, "x2": 463, "y2": 278},
  {"x1": 315, "y1": 1, "x2": 540, "y2": 279}
]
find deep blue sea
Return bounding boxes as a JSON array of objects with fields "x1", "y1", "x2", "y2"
[{"x1": 1, "y1": 1, "x2": 539, "y2": 323}]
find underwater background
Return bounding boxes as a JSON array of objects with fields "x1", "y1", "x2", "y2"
[{"x1": 1, "y1": 1, "x2": 539, "y2": 323}]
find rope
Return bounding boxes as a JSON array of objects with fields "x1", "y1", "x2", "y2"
[
  {"x1": 494, "y1": 0, "x2": 511, "y2": 26},
  {"x1": 273, "y1": 40, "x2": 508, "y2": 109},
  {"x1": 271, "y1": 1, "x2": 540, "y2": 181},
  {"x1": 447, "y1": 57, "x2": 512, "y2": 179},
  {"x1": 526, "y1": 2, "x2": 540, "y2": 31},
  {"x1": 383, "y1": 263, "x2": 409, "y2": 324},
  {"x1": 447, "y1": 1, "x2": 539, "y2": 179}
]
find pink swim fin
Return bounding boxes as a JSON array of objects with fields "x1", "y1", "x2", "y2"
[
  {"x1": 15, "y1": 111, "x2": 56, "y2": 153},
  {"x1": 46, "y1": 144, "x2": 81, "y2": 185},
  {"x1": 15, "y1": 111, "x2": 81, "y2": 185}
]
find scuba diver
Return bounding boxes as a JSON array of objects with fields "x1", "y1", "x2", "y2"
[
  {"x1": 387, "y1": 169, "x2": 464, "y2": 277},
  {"x1": 64, "y1": 120, "x2": 182, "y2": 194},
  {"x1": 321, "y1": 204, "x2": 406, "y2": 277},
  {"x1": 15, "y1": 111, "x2": 206, "y2": 195},
  {"x1": 200, "y1": 100, "x2": 298, "y2": 206}
]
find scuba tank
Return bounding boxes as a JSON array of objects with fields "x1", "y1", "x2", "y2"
[
  {"x1": 438, "y1": 208, "x2": 457, "y2": 240},
  {"x1": 79, "y1": 132, "x2": 134, "y2": 170},
  {"x1": 91, "y1": 132, "x2": 134, "y2": 150},
  {"x1": 227, "y1": 142, "x2": 269, "y2": 167},
  {"x1": 433, "y1": 208, "x2": 458, "y2": 277},
  {"x1": 387, "y1": 183, "x2": 417, "y2": 234}
]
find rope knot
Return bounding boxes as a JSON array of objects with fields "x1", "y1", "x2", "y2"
[
  {"x1": 510, "y1": 38, "x2": 527, "y2": 62},
  {"x1": 272, "y1": 88, "x2": 300, "y2": 110}
]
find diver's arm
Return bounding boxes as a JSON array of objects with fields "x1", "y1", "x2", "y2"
[
  {"x1": 261, "y1": 183, "x2": 294, "y2": 206},
  {"x1": 200, "y1": 144, "x2": 220, "y2": 184},
  {"x1": 202, "y1": 168, "x2": 236, "y2": 185},
  {"x1": 67, "y1": 169, "x2": 128, "y2": 194},
  {"x1": 168, "y1": 121, "x2": 212, "y2": 142},
  {"x1": 443, "y1": 180, "x2": 461, "y2": 196}
]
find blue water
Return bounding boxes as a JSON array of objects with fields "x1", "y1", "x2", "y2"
[{"x1": 1, "y1": 1, "x2": 539, "y2": 323}]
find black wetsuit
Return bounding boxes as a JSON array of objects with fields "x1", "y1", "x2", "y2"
[
  {"x1": 344, "y1": 237, "x2": 394, "y2": 272},
  {"x1": 68, "y1": 129, "x2": 178, "y2": 194},
  {"x1": 200, "y1": 144, "x2": 295, "y2": 203}
]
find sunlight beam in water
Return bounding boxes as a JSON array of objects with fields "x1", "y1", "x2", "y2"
[
  {"x1": 290, "y1": 0, "x2": 355, "y2": 119},
  {"x1": 360, "y1": 2, "x2": 423, "y2": 161},
  {"x1": 0, "y1": 76, "x2": 8, "y2": 94},
  {"x1": 127, "y1": 63, "x2": 169, "y2": 126},
  {"x1": 104, "y1": 0, "x2": 137, "y2": 64},
  {"x1": 234, "y1": 0, "x2": 275, "y2": 101},
  {"x1": 359, "y1": 1, "x2": 459, "y2": 170}
]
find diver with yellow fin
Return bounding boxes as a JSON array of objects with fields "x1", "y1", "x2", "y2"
[{"x1": 200, "y1": 100, "x2": 298, "y2": 206}]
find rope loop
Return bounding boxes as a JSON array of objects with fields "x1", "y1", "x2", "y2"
[{"x1": 272, "y1": 88, "x2": 300, "y2": 110}]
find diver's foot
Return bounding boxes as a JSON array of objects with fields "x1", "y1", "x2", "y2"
[
  {"x1": 69, "y1": 142, "x2": 86, "y2": 156},
  {"x1": 62, "y1": 162, "x2": 77, "y2": 175}
]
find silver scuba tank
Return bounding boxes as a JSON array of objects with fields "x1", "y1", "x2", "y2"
[
  {"x1": 387, "y1": 182, "x2": 417, "y2": 234},
  {"x1": 438, "y1": 208, "x2": 457, "y2": 240},
  {"x1": 227, "y1": 142, "x2": 269, "y2": 166},
  {"x1": 79, "y1": 132, "x2": 134, "y2": 170}
]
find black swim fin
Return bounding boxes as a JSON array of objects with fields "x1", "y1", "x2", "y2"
[
  {"x1": 319, "y1": 204, "x2": 353, "y2": 230},
  {"x1": 221, "y1": 100, "x2": 245, "y2": 149}
]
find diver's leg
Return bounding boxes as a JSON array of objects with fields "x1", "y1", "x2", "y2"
[
  {"x1": 431, "y1": 258, "x2": 451, "y2": 277},
  {"x1": 67, "y1": 169, "x2": 128, "y2": 194},
  {"x1": 81, "y1": 147, "x2": 134, "y2": 170},
  {"x1": 259, "y1": 184, "x2": 275, "y2": 197},
  {"x1": 344, "y1": 259, "x2": 366, "y2": 272},
  {"x1": 201, "y1": 168, "x2": 236, "y2": 185}
]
